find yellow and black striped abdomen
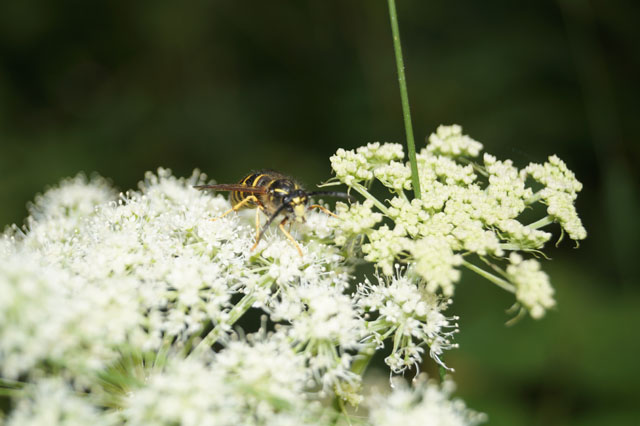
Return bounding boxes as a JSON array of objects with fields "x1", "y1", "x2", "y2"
[{"x1": 230, "y1": 171, "x2": 276, "y2": 209}]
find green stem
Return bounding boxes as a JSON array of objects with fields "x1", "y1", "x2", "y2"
[
  {"x1": 352, "y1": 182, "x2": 391, "y2": 216},
  {"x1": 351, "y1": 322, "x2": 397, "y2": 377},
  {"x1": 0, "y1": 377, "x2": 25, "y2": 398},
  {"x1": 351, "y1": 341, "x2": 378, "y2": 377},
  {"x1": 0, "y1": 377, "x2": 25, "y2": 388},
  {"x1": 0, "y1": 388, "x2": 24, "y2": 397},
  {"x1": 528, "y1": 215, "x2": 554, "y2": 229},
  {"x1": 460, "y1": 157, "x2": 489, "y2": 178},
  {"x1": 387, "y1": 0, "x2": 421, "y2": 200},
  {"x1": 190, "y1": 291, "x2": 259, "y2": 358},
  {"x1": 525, "y1": 190, "x2": 543, "y2": 205},
  {"x1": 499, "y1": 243, "x2": 521, "y2": 251},
  {"x1": 462, "y1": 260, "x2": 516, "y2": 293},
  {"x1": 0, "y1": 378, "x2": 25, "y2": 398}
]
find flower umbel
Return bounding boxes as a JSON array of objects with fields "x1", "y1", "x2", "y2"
[
  {"x1": 357, "y1": 268, "x2": 459, "y2": 373},
  {"x1": 327, "y1": 125, "x2": 585, "y2": 321},
  {"x1": 1, "y1": 125, "x2": 585, "y2": 425}
]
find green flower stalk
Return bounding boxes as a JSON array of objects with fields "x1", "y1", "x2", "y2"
[{"x1": 387, "y1": 0, "x2": 421, "y2": 200}]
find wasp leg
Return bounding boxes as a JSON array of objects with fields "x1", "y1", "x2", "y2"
[
  {"x1": 250, "y1": 218, "x2": 303, "y2": 257},
  {"x1": 209, "y1": 195, "x2": 259, "y2": 221},
  {"x1": 278, "y1": 218, "x2": 303, "y2": 257},
  {"x1": 308, "y1": 204, "x2": 338, "y2": 218},
  {"x1": 254, "y1": 205, "x2": 264, "y2": 242}
]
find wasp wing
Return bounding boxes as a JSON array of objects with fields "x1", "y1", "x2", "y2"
[{"x1": 194, "y1": 184, "x2": 268, "y2": 194}]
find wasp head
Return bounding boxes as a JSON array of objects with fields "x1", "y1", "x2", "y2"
[{"x1": 285, "y1": 189, "x2": 309, "y2": 223}]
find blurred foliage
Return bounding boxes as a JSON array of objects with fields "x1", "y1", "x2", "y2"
[{"x1": 1, "y1": 0, "x2": 638, "y2": 424}]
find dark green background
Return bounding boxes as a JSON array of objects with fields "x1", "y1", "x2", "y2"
[{"x1": 1, "y1": 1, "x2": 638, "y2": 424}]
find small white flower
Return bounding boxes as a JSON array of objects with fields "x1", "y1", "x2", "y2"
[
  {"x1": 507, "y1": 253, "x2": 555, "y2": 319},
  {"x1": 418, "y1": 180, "x2": 452, "y2": 211},
  {"x1": 410, "y1": 236, "x2": 463, "y2": 296},
  {"x1": 261, "y1": 238, "x2": 310, "y2": 285},
  {"x1": 7, "y1": 378, "x2": 118, "y2": 426},
  {"x1": 484, "y1": 153, "x2": 533, "y2": 223},
  {"x1": 497, "y1": 219, "x2": 552, "y2": 249},
  {"x1": 440, "y1": 188, "x2": 503, "y2": 256},
  {"x1": 299, "y1": 208, "x2": 334, "y2": 240},
  {"x1": 374, "y1": 161, "x2": 412, "y2": 192},
  {"x1": 363, "y1": 225, "x2": 411, "y2": 276},
  {"x1": 123, "y1": 357, "x2": 237, "y2": 426},
  {"x1": 523, "y1": 155, "x2": 583, "y2": 196},
  {"x1": 330, "y1": 142, "x2": 405, "y2": 186},
  {"x1": 285, "y1": 283, "x2": 364, "y2": 350},
  {"x1": 0, "y1": 255, "x2": 66, "y2": 379},
  {"x1": 331, "y1": 200, "x2": 383, "y2": 246},
  {"x1": 28, "y1": 173, "x2": 116, "y2": 222},
  {"x1": 522, "y1": 156, "x2": 586, "y2": 241},
  {"x1": 368, "y1": 375, "x2": 486, "y2": 426},
  {"x1": 313, "y1": 348, "x2": 363, "y2": 405},
  {"x1": 387, "y1": 197, "x2": 429, "y2": 237},
  {"x1": 359, "y1": 142, "x2": 405, "y2": 164},
  {"x1": 214, "y1": 330, "x2": 310, "y2": 407},
  {"x1": 418, "y1": 153, "x2": 477, "y2": 186},
  {"x1": 426, "y1": 124, "x2": 483, "y2": 157},
  {"x1": 541, "y1": 189, "x2": 587, "y2": 240},
  {"x1": 124, "y1": 334, "x2": 328, "y2": 425},
  {"x1": 330, "y1": 148, "x2": 374, "y2": 185}
]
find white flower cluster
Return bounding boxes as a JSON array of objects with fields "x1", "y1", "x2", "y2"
[
  {"x1": 0, "y1": 251, "x2": 143, "y2": 383},
  {"x1": 363, "y1": 225, "x2": 410, "y2": 276},
  {"x1": 123, "y1": 333, "x2": 322, "y2": 426},
  {"x1": 411, "y1": 236, "x2": 463, "y2": 296},
  {"x1": 522, "y1": 155, "x2": 587, "y2": 240},
  {"x1": 332, "y1": 199, "x2": 383, "y2": 246},
  {"x1": 330, "y1": 142, "x2": 404, "y2": 186},
  {"x1": 368, "y1": 375, "x2": 487, "y2": 426},
  {"x1": 6, "y1": 378, "x2": 119, "y2": 426},
  {"x1": 329, "y1": 125, "x2": 586, "y2": 319},
  {"x1": 269, "y1": 281, "x2": 366, "y2": 403},
  {"x1": 1, "y1": 167, "x2": 481, "y2": 424},
  {"x1": 374, "y1": 161, "x2": 413, "y2": 191},
  {"x1": 507, "y1": 253, "x2": 555, "y2": 319},
  {"x1": 3, "y1": 170, "x2": 251, "y2": 380},
  {"x1": 427, "y1": 124, "x2": 483, "y2": 157},
  {"x1": 358, "y1": 271, "x2": 459, "y2": 373}
]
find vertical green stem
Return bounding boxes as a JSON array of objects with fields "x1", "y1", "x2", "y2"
[{"x1": 387, "y1": 0, "x2": 421, "y2": 200}]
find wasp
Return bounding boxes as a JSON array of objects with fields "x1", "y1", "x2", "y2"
[{"x1": 195, "y1": 170, "x2": 351, "y2": 256}]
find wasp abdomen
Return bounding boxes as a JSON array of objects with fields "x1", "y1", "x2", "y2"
[{"x1": 231, "y1": 171, "x2": 279, "y2": 209}]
